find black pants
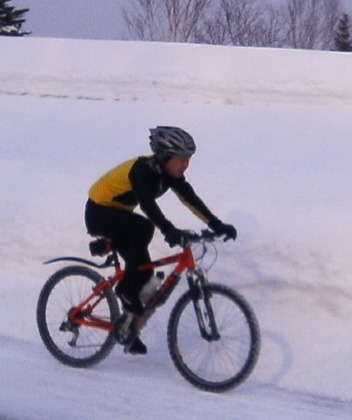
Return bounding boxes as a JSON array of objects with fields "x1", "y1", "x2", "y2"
[{"x1": 85, "y1": 199, "x2": 154, "y2": 298}]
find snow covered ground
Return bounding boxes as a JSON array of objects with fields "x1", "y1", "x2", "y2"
[{"x1": 1, "y1": 37, "x2": 352, "y2": 419}]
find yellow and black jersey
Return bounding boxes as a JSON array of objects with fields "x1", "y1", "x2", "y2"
[{"x1": 89, "y1": 156, "x2": 220, "y2": 234}]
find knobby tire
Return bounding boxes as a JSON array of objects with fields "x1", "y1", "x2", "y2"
[
  {"x1": 167, "y1": 283, "x2": 260, "y2": 392},
  {"x1": 36, "y1": 265, "x2": 119, "y2": 367}
]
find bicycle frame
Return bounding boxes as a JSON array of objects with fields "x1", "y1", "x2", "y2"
[{"x1": 54, "y1": 245, "x2": 197, "y2": 334}]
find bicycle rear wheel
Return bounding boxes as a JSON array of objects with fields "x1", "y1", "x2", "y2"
[
  {"x1": 37, "y1": 265, "x2": 120, "y2": 367},
  {"x1": 167, "y1": 283, "x2": 260, "y2": 392}
]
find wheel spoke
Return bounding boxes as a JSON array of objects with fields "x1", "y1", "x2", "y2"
[
  {"x1": 168, "y1": 283, "x2": 260, "y2": 392},
  {"x1": 37, "y1": 266, "x2": 119, "y2": 367}
]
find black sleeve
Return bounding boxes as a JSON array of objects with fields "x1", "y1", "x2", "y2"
[
  {"x1": 129, "y1": 159, "x2": 174, "y2": 234},
  {"x1": 170, "y1": 177, "x2": 221, "y2": 228}
]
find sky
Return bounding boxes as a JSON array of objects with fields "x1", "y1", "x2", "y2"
[
  {"x1": 11, "y1": 0, "x2": 352, "y2": 41},
  {"x1": 13, "y1": 0, "x2": 128, "y2": 39}
]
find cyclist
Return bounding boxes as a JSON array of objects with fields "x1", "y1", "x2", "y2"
[{"x1": 85, "y1": 126, "x2": 237, "y2": 354}]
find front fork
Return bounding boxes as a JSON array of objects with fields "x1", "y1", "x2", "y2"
[{"x1": 187, "y1": 270, "x2": 220, "y2": 341}]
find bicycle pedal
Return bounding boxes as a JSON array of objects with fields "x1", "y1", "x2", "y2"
[
  {"x1": 114, "y1": 314, "x2": 134, "y2": 345},
  {"x1": 123, "y1": 341, "x2": 134, "y2": 354},
  {"x1": 123, "y1": 336, "x2": 147, "y2": 355}
]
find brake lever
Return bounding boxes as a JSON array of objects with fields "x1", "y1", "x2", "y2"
[{"x1": 181, "y1": 230, "x2": 199, "y2": 248}]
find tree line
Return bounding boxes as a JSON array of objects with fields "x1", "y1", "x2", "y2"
[
  {"x1": 1, "y1": 0, "x2": 351, "y2": 52},
  {"x1": 0, "y1": 0, "x2": 29, "y2": 36},
  {"x1": 123, "y1": 0, "x2": 352, "y2": 51}
]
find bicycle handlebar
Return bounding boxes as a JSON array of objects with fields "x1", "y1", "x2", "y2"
[
  {"x1": 182, "y1": 229, "x2": 220, "y2": 246},
  {"x1": 44, "y1": 229, "x2": 227, "y2": 270}
]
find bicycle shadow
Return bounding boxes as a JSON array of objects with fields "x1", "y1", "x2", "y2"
[{"x1": 255, "y1": 329, "x2": 293, "y2": 386}]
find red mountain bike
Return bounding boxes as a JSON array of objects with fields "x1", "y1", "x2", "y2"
[{"x1": 36, "y1": 230, "x2": 260, "y2": 392}]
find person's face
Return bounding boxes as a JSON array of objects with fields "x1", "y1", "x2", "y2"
[{"x1": 164, "y1": 155, "x2": 191, "y2": 178}]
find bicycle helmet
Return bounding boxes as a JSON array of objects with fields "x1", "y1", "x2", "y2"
[{"x1": 149, "y1": 126, "x2": 196, "y2": 160}]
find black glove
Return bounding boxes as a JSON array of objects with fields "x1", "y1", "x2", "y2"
[
  {"x1": 212, "y1": 222, "x2": 237, "y2": 241},
  {"x1": 164, "y1": 226, "x2": 187, "y2": 248}
]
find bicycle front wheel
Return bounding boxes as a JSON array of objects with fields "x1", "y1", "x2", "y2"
[
  {"x1": 167, "y1": 283, "x2": 260, "y2": 392},
  {"x1": 37, "y1": 265, "x2": 120, "y2": 367}
]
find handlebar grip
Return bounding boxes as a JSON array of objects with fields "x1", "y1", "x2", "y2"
[{"x1": 201, "y1": 229, "x2": 216, "y2": 241}]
